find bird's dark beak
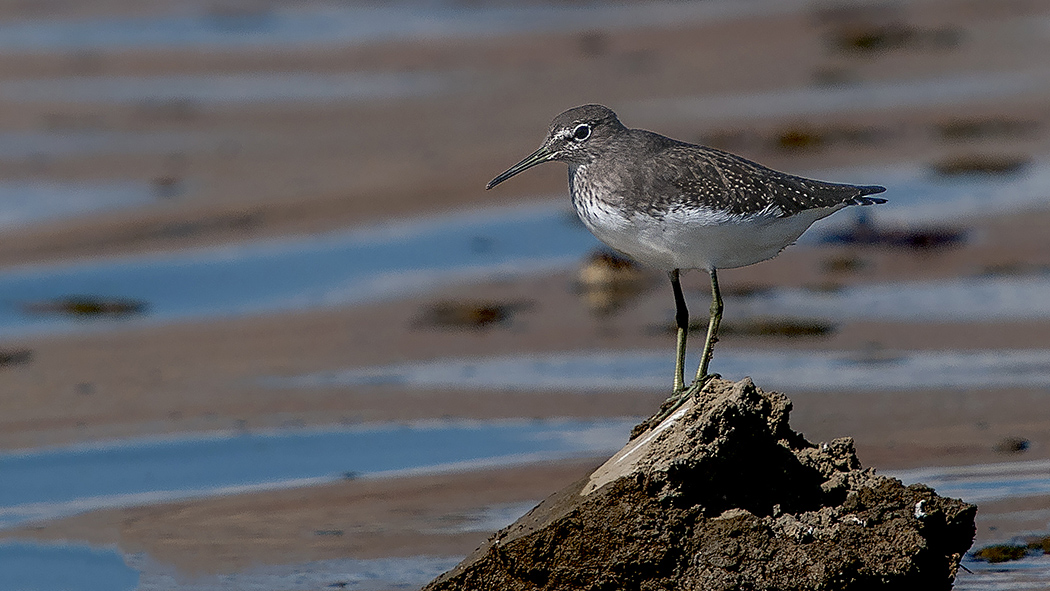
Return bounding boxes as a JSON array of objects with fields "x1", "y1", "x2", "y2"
[{"x1": 486, "y1": 144, "x2": 557, "y2": 190}]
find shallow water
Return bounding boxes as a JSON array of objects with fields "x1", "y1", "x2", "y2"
[
  {"x1": 0, "y1": 201, "x2": 592, "y2": 337},
  {"x1": 0, "y1": 417, "x2": 632, "y2": 529},
  {"x1": 956, "y1": 553, "x2": 1050, "y2": 591},
  {"x1": 0, "y1": 71, "x2": 457, "y2": 105},
  {"x1": 808, "y1": 159, "x2": 1050, "y2": 228},
  {"x1": 0, "y1": 541, "x2": 137, "y2": 591},
  {"x1": 734, "y1": 275, "x2": 1050, "y2": 322},
  {"x1": 423, "y1": 500, "x2": 541, "y2": 534},
  {"x1": 133, "y1": 553, "x2": 460, "y2": 591},
  {"x1": 270, "y1": 348, "x2": 1050, "y2": 393},
  {"x1": 0, "y1": 130, "x2": 202, "y2": 160},
  {"x1": 0, "y1": 181, "x2": 157, "y2": 228},
  {"x1": 634, "y1": 68, "x2": 1050, "y2": 124},
  {"x1": 893, "y1": 459, "x2": 1050, "y2": 504},
  {"x1": 0, "y1": 1, "x2": 807, "y2": 53},
  {"x1": 0, "y1": 541, "x2": 460, "y2": 591}
]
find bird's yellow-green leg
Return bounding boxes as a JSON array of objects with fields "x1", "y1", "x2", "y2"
[
  {"x1": 649, "y1": 269, "x2": 693, "y2": 425},
  {"x1": 668, "y1": 269, "x2": 689, "y2": 393},
  {"x1": 652, "y1": 268, "x2": 722, "y2": 426},
  {"x1": 694, "y1": 267, "x2": 723, "y2": 386}
]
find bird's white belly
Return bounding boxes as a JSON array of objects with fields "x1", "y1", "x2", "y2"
[{"x1": 575, "y1": 200, "x2": 837, "y2": 272}]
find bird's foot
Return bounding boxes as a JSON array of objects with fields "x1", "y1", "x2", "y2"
[{"x1": 631, "y1": 374, "x2": 720, "y2": 438}]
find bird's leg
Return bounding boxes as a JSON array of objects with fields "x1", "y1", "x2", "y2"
[
  {"x1": 648, "y1": 269, "x2": 693, "y2": 426},
  {"x1": 651, "y1": 269, "x2": 721, "y2": 427},
  {"x1": 694, "y1": 267, "x2": 723, "y2": 385},
  {"x1": 669, "y1": 269, "x2": 689, "y2": 393}
]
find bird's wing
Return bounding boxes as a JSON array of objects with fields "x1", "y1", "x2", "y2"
[{"x1": 654, "y1": 143, "x2": 885, "y2": 217}]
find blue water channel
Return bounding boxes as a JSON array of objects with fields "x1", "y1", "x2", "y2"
[
  {"x1": 0, "y1": 159, "x2": 1048, "y2": 338},
  {"x1": 0, "y1": 1, "x2": 805, "y2": 54},
  {"x1": 0, "y1": 418, "x2": 632, "y2": 529},
  {"x1": 0, "y1": 541, "x2": 137, "y2": 591},
  {"x1": 0, "y1": 201, "x2": 592, "y2": 337}
]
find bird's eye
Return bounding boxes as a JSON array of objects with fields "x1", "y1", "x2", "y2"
[{"x1": 572, "y1": 124, "x2": 591, "y2": 141}]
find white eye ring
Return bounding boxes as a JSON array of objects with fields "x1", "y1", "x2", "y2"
[{"x1": 571, "y1": 124, "x2": 591, "y2": 141}]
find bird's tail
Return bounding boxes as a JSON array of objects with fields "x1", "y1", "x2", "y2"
[{"x1": 845, "y1": 185, "x2": 887, "y2": 206}]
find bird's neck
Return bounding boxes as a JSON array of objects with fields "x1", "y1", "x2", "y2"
[{"x1": 570, "y1": 162, "x2": 623, "y2": 210}]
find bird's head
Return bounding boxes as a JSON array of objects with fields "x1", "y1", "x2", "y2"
[{"x1": 486, "y1": 104, "x2": 625, "y2": 190}]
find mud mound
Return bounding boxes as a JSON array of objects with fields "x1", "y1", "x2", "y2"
[{"x1": 424, "y1": 378, "x2": 976, "y2": 591}]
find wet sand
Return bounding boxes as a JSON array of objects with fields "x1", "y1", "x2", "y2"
[
  {"x1": 0, "y1": 0, "x2": 1049, "y2": 581},
  {"x1": 10, "y1": 459, "x2": 601, "y2": 574}
]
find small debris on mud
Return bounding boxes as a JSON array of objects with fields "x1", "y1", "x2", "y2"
[
  {"x1": 23, "y1": 296, "x2": 148, "y2": 318},
  {"x1": 415, "y1": 300, "x2": 533, "y2": 329}
]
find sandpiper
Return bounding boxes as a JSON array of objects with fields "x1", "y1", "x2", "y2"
[{"x1": 487, "y1": 104, "x2": 885, "y2": 401}]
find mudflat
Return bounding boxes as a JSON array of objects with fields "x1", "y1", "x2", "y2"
[{"x1": 0, "y1": 0, "x2": 1048, "y2": 580}]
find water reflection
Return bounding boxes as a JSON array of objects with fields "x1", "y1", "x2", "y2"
[{"x1": 577, "y1": 250, "x2": 649, "y2": 317}]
